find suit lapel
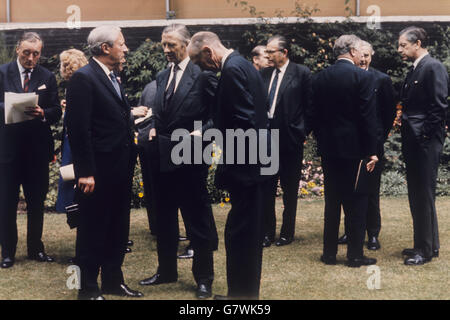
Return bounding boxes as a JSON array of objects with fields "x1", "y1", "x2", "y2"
[
  {"x1": 275, "y1": 61, "x2": 294, "y2": 106},
  {"x1": 28, "y1": 65, "x2": 42, "y2": 92},
  {"x1": 8, "y1": 62, "x2": 24, "y2": 93},
  {"x1": 89, "y1": 59, "x2": 125, "y2": 106},
  {"x1": 168, "y1": 61, "x2": 197, "y2": 117},
  {"x1": 157, "y1": 67, "x2": 171, "y2": 110}
]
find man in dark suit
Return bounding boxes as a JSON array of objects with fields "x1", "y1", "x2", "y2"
[
  {"x1": 309, "y1": 34, "x2": 378, "y2": 268},
  {"x1": 337, "y1": 40, "x2": 396, "y2": 250},
  {"x1": 0, "y1": 32, "x2": 61, "y2": 269},
  {"x1": 251, "y1": 45, "x2": 269, "y2": 71},
  {"x1": 188, "y1": 31, "x2": 271, "y2": 299},
  {"x1": 65, "y1": 26, "x2": 143, "y2": 300},
  {"x1": 138, "y1": 24, "x2": 218, "y2": 299},
  {"x1": 261, "y1": 35, "x2": 312, "y2": 247},
  {"x1": 397, "y1": 26, "x2": 448, "y2": 265}
]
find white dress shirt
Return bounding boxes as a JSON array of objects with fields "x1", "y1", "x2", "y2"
[
  {"x1": 165, "y1": 56, "x2": 190, "y2": 92},
  {"x1": 17, "y1": 59, "x2": 34, "y2": 88},
  {"x1": 268, "y1": 59, "x2": 290, "y2": 119},
  {"x1": 413, "y1": 52, "x2": 429, "y2": 70}
]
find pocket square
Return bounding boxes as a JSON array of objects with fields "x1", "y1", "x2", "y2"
[{"x1": 38, "y1": 84, "x2": 47, "y2": 90}]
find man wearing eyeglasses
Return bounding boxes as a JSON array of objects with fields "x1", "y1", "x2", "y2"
[
  {"x1": 0, "y1": 32, "x2": 61, "y2": 269},
  {"x1": 260, "y1": 35, "x2": 313, "y2": 248}
]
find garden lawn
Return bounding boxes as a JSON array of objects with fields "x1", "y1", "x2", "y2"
[{"x1": 0, "y1": 196, "x2": 448, "y2": 300}]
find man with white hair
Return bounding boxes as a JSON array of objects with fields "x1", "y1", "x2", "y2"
[
  {"x1": 337, "y1": 40, "x2": 396, "y2": 251},
  {"x1": 308, "y1": 34, "x2": 378, "y2": 268},
  {"x1": 66, "y1": 25, "x2": 143, "y2": 300}
]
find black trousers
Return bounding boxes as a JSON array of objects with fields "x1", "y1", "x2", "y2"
[
  {"x1": 402, "y1": 123, "x2": 443, "y2": 257},
  {"x1": 322, "y1": 157, "x2": 368, "y2": 260},
  {"x1": 226, "y1": 182, "x2": 265, "y2": 299},
  {"x1": 0, "y1": 154, "x2": 49, "y2": 259},
  {"x1": 152, "y1": 163, "x2": 217, "y2": 285},
  {"x1": 263, "y1": 149, "x2": 303, "y2": 240},
  {"x1": 366, "y1": 159, "x2": 383, "y2": 238},
  {"x1": 76, "y1": 146, "x2": 133, "y2": 295}
]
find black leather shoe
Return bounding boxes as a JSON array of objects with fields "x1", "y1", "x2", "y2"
[
  {"x1": 433, "y1": 250, "x2": 439, "y2": 258},
  {"x1": 347, "y1": 256, "x2": 377, "y2": 268},
  {"x1": 1, "y1": 257, "x2": 14, "y2": 269},
  {"x1": 262, "y1": 236, "x2": 273, "y2": 248},
  {"x1": 404, "y1": 254, "x2": 432, "y2": 266},
  {"x1": 275, "y1": 237, "x2": 293, "y2": 247},
  {"x1": 103, "y1": 284, "x2": 144, "y2": 298},
  {"x1": 139, "y1": 273, "x2": 177, "y2": 286},
  {"x1": 367, "y1": 236, "x2": 380, "y2": 250},
  {"x1": 196, "y1": 283, "x2": 212, "y2": 299},
  {"x1": 337, "y1": 234, "x2": 348, "y2": 245},
  {"x1": 320, "y1": 255, "x2": 337, "y2": 265},
  {"x1": 125, "y1": 247, "x2": 132, "y2": 254},
  {"x1": 178, "y1": 247, "x2": 194, "y2": 259},
  {"x1": 127, "y1": 240, "x2": 134, "y2": 247},
  {"x1": 28, "y1": 252, "x2": 54, "y2": 262}
]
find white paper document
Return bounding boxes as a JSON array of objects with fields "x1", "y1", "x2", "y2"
[
  {"x1": 134, "y1": 108, "x2": 153, "y2": 125},
  {"x1": 4, "y1": 92, "x2": 38, "y2": 124}
]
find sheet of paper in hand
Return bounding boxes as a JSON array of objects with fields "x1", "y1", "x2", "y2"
[{"x1": 4, "y1": 92, "x2": 38, "y2": 124}]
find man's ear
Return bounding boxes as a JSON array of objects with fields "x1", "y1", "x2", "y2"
[
  {"x1": 101, "y1": 43, "x2": 110, "y2": 55},
  {"x1": 202, "y1": 46, "x2": 213, "y2": 58}
]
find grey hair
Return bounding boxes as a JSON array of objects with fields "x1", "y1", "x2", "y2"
[
  {"x1": 333, "y1": 34, "x2": 362, "y2": 57},
  {"x1": 399, "y1": 26, "x2": 428, "y2": 48},
  {"x1": 359, "y1": 40, "x2": 375, "y2": 55},
  {"x1": 189, "y1": 31, "x2": 222, "y2": 55},
  {"x1": 17, "y1": 32, "x2": 43, "y2": 48},
  {"x1": 162, "y1": 24, "x2": 191, "y2": 44},
  {"x1": 267, "y1": 35, "x2": 288, "y2": 51},
  {"x1": 88, "y1": 26, "x2": 122, "y2": 56},
  {"x1": 251, "y1": 45, "x2": 266, "y2": 58}
]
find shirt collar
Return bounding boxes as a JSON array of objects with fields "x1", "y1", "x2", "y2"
[
  {"x1": 413, "y1": 52, "x2": 429, "y2": 70},
  {"x1": 17, "y1": 58, "x2": 34, "y2": 74},
  {"x1": 338, "y1": 57, "x2": 355, "y2": 65},
  {"x1": 92, "y1": 57, "x2": 113, "y2": 78},
  {"x1": 175, "y1": 56, "x2": 190, "y2": 72},
  {"x1": 277, "y1": 59, "x2": 290, "y2": 73},
  {"x1": 221, "y1": 49, "x2": 234, "y2": 70}
]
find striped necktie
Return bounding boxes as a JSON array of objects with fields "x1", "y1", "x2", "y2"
[
  {"x1": 109, "y1": 71, "x2": 122, "y2": 99},
  {"x1": 23, "y1": 69, "x2": 31, "y2": 92}
]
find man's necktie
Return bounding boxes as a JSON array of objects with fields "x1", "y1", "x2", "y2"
[
  {"x1": 23, "y1": 69, "x2": 31, "y2": 92},
  {"x1": 164, "y1": 64, "x2": 179, "y2": 107},
  {"x1": 267, "y1": 68, "x2": 280, "y2": 111},
  {"x1": 109, "y1": 71, "x2": 122, "y2": 99}
]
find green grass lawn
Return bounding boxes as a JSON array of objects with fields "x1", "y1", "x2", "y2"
[{"x1": 0, "y1": 196, "x2": 449, "y2": 300}]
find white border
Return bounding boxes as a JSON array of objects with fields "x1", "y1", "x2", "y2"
[{"x1": 0, "y1": 16, "x2": 449, "y2": 31}]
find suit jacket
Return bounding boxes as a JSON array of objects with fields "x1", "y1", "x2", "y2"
[
  {"x1": 310, "y1": 59, "x2": 377, "y2": 159},
  {"x1": 214, "y1": 51, "x2": 270, "y2": 188},
  {"x1": 261, "y1": 62, "x2": 312, "y2": 153},
  {"x1": 400, "y1": 54, "x2": 448, "y2": 141},
  {"x1": 0, "y1": 61, "x2": 61, "y2": 163},
  {"x1": 367, "y1": 67, "x2": 396, "y2": 156},
  {"x1": 138, "y1": 80, "x2": 157, "y2": 109},
  {"x1": 139, "y1": 60, "x2": 217, "y2": 171},
  {"x1": 65, "y1": 58, "x2": 133, "y2": 178}
]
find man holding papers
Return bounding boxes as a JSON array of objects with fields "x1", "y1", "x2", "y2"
[{"x1": 0, "y1": 32, "x2": 61, "y2": 269}]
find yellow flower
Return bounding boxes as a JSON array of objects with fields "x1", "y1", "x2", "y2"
[
  {"x1": 307, "y1": 181, "x2": 316, "y2": 189},
  {"x1": 219, "y1": 202, "x2": 225, "y2": 208},
  {"x1": 139, "y1": 181, "x2": 143, "y2": 187},
  {"x1": 225, "y1": 197, "x2": 230, "y2": 202},
  {"x1": 300, "y1": 188, "x2": 309, "y2": 195},
  {"x1": 138, "y1": 192, "x2": 144, "y2": 198}
]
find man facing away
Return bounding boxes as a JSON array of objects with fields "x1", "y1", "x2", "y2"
[
  {"x1": 309, "y1": 34, "x2": 379, "y2": 268},
  {"x1": 397, "y1": 26, "x2": 448, "y2": 265},
  {"x1": 0, "y1": 32, "x2": 61, "y2": 269},
  {"x1": 66, "y1": 26, "x2": 143, "y2": 300},
  {"x1": 337, "y1": 40, "x2": 396, "y2": 251}
]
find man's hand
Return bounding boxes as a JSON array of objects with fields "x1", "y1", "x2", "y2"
[
  {"x1": 132, "y1": 106, "x2": 149, "y2": 118},
  {"x1": 78, "y1": 176, "x2": 95, "y2": 194},
  {"x1": 366, "y1": 155, "x2": 379, "y2": 173},
  {"x1": 24, "y1": 104, "x2": 45, "y2": 119},
  {"x1": 149, "y1": 128, "x2": 156, "y2": 141},
  {"x1": 60, "y1": 99, "x2": 67, "y2": 109}
]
